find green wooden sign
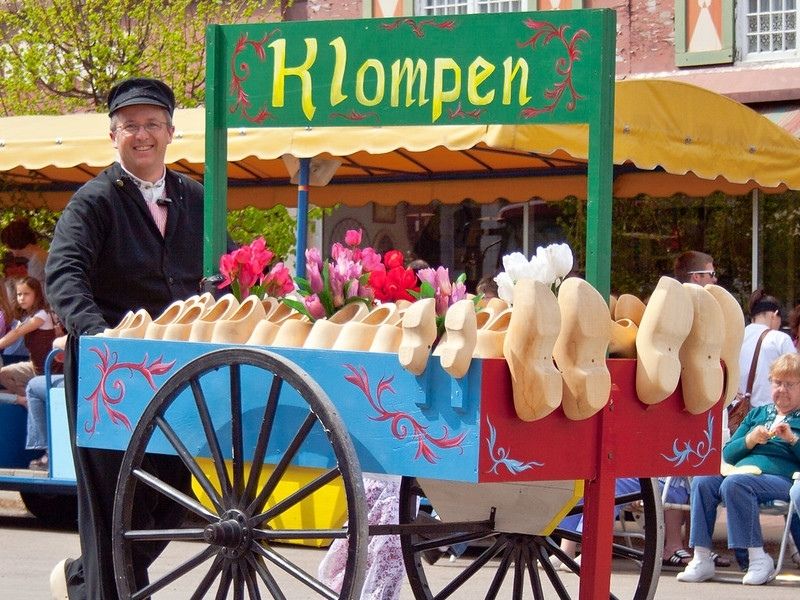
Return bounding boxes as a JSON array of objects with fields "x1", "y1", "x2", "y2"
[
  {"x1": 205, "y1": 10, "x2": 616, "y2": 295},
  {"x1": 210, "y1": 11, "x2": 611, "y2": 127}
]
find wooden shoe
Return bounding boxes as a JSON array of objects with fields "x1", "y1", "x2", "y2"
[
  {"x1": 679, "y1": 283, "x2": 725, "y2": 414},
  {"x1": 705, "y1": 284, "x2": 745, "y2": 407},
  {"x1": 188, "y1": 294, "x2": 240, "y2": 342},
  {"x1": 144, "y1": 300, "x2": 185, "y2": 339},
  {"x1": 271, "y1": 318, "x2": 313, "y2": 347},
  {"x1": 267, "y1": 301, "x2": 294, "y2": 323},
  {"x1": 484, "y1": 297, "x2": 509, "y2": 314},
  {"x1": 614, "y1": 294, "x2": 646, "y2": 326},
  {"x1": 246, "y1": 319, "x2": 281, "y2": 346},
  {"x1": 434, "y1": 299, "x2": 477, "y2": 379},
  {"x1": 333, "y1": 304, "x2": 398, "y2": 351},
  {"x1": 609, "y1": 318, "x2": 638, "y2": 359},
  {"x1": 161, "y1": 304, "x2": 204, "y2": 341},
  {"x1": 474, "y1": 308, "x2": 512, "y2": 358},
  {"x1": 101, "y1": 310, "x2": 135, "y2": 337},
  {"x1": 184, "y1": 292, "x2": 215, "y2": 312},
  {"x1": 304, "y1": 303, "x2": 369, "y2": 349},
  {"x1": 635, "y1": 277, "x2": 693, "y2": 405},
  {"x1": 398, "y1": 298, "x2": 438, "y2": 375},
  {"x1": 116, "y1": 309, "x2": 152, "y2": 339},
  {"x1": 211, "y1": 295, "x2": 267, "y2": 344},
  {"x1": 553, "y1": 278, "x2": 613, "y2": 420},
  {"x1": 503, "y1": 279, "x2": 563, "y2": 421}
]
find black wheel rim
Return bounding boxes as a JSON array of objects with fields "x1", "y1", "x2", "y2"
[
  {"x1": 399, "y1": 477, "x2": 662, "y2": 600},
  {"x1": 112, "y1": 348, "x2": 367, "y2": 599}
]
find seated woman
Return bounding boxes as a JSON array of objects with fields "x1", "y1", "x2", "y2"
[{"x1": 677, "y1": 352, "x2": 800, "y2": 586}]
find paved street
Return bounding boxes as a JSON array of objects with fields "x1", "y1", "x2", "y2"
[{"x1": 1, "y1": 491, "x2": 799, "y2": 599}]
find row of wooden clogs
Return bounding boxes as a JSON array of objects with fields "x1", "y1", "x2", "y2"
[
  {"x1": 98, "y1": 276, "x2": 743, "y2": 424},
  {"x1": 398, "y1": 276, "x2": 744, "y2": 424}
]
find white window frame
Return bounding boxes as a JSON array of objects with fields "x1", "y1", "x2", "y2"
[
  {"x1": 415, "y1": 0, "x2": 532, "y2": 16},
  {"x1": 737, "y1": 0, "x2": 799, "y2": 61}
]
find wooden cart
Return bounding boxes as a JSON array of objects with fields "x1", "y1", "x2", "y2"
[{"x1": 76, "y1": 338, "x2": 722, "y2": 599}]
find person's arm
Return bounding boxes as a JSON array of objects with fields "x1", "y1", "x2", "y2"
[
  {"x1": 723, "y1": 408, "x2": 762, "y2": 464},
  {"x1": 0, "y1": 315, "x2": 44, "y2": 350},
  {"x1": 45, "y1": 187, "x2": 109, "y2": 337}
]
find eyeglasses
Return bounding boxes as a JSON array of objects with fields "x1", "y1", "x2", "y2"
[
  {"x1": 116, "y1": 121, "x2": 169, "y2": 135},
  {"x1": 769, "y1": 379, "x2": 800, "y2": 390},
  {"x1": 688, "y1": 270, "x2": 717, "y2": 278}
]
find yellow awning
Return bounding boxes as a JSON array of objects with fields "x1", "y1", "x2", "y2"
[{"x1": 2, "y1": 79, "x2": 798, "y2": 209}]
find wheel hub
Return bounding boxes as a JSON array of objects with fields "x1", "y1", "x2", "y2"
[{"x1": 204, "y1": 509, "x2": 252, "y2": 558}]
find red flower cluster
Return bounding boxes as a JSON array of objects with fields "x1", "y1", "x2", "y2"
[
  {"x1": 369, "y1": 249, "x2": 419, "y2": 302},
  {"x1": 218, "y1": 237, "x2": 292, "y2": 301}
]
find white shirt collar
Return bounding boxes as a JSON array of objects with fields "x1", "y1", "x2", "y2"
[{"x1": 120, "y1": 166, "x2": 166, "y2": 204}]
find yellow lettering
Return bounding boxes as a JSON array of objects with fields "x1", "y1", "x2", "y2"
[
  {"x1": 390, "y1": 58, "x2": 428, "y2": 107},
  {"x1": 502, "y1": 57, "x2": 532, "y2": 106},
  {"x1": 355, "y1": 59, "x2": 385, "y2": 106},
  {"x1": 467, "y1": 57, "x2": 495, "y2": 106},
  {"x1": 269, "y1": 38, "x2": 317, "y2": 120},
  {"x1": 329, "y1": 37, "x2": 347, "y2": 106},
  {"x1": 432, "y1": 58, "x2": 461, "y2": 122}
]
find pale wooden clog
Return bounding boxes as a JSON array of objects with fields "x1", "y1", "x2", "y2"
[
  {"x1": 705, "y1": 284, "x2": 746, "y2": 407},
  {"x1": 116, "y1": 309, "x2": 152, "y2": 339},
  {"x1": 473, "y1": 309, "x2": 512, "y2": 358},
  {"x1": 608, "y1": 318, "x2": 638, "y2": 359},
  {"x1": 304, "y1": 302, "x2": 370, "y2": 350},
  {"x1": 188, "y1": 294, "x2": 240, "y2": 342},
  {"x1": 398, "y1": 298, "x2": 438, "y2": 375},
  {"x1": 679, "y1": 283, "x2": 725, "y2": 414},
  {"x1": 434, "y1": 299, "x2": 477, "y2": 379},
  {"x1": 211, "y1": 295, "x2": 267, "y2": 344},
  {"x1": 333, "y1": 304, "x2": 398, "y2": 351},
  {"x1": 101, "y1": 310, "x2": 135, "y2": 337},
  {"x1": 614, "y1": 294, "x2": 646, "y2": 326},
  {"x1": 635, "y1": 277, "x2": 693, "y2": 405},
  {"x1": 271, "y1": 318, "x2": 313, "y2": 347},
  {"x1": 503, "y1": 279, "x2": 563, "y2": 421},
  {"x1": 161, "y1": 304, "x2": 204, "y2": 341},
  {"x1": 553, "y1": 278, "x2": 613, "y2": 420},
  {"x1": 247, "y1": 319, "x2": 281, "y2": 346},
  {"x1": 144, "y1": 300, "x2": 186, "y2": 339}
]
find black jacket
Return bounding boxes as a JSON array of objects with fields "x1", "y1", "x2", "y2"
[{"x1": 45, "y1": 162, "x2": 205, "y2": 336}]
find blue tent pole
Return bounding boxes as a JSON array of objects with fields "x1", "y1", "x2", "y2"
[{"x1": 296, "y1": 157, "x2": 310, "y2": 279}]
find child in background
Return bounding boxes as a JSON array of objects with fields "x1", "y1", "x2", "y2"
[{"x1": 0, "y1": 277, "x2": 60, "y2": 405}]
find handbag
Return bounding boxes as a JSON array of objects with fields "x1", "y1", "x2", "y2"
[{"x1": 728, "y1": 328, "x2": 769, "y2": 435}]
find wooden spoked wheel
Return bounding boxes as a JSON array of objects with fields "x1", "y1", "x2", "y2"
[
  {"x1": 399, "y1": 477, "x2": 662, "y2": 600},
  {"x1": 112, "y1": 348, "x2": 367, "y2": 599}
]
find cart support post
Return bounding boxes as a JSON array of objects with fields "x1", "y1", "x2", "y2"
[
  {"x1": 578, "y1": 407, "x2": 617, "y2": 600},
  {"x1": 296, "y1": 158, "x2": 310, "y2": 279},
  {"x1": 203, "y1": 24, "x2": 229, "y2": 277},
  {"x1": 583, "y1": 12, "x2": 616, "y2": 300}
]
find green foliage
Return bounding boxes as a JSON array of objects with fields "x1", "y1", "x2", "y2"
[
  {"x1": 556, "y1": 191, "x2": 800, "y2": 308},
  {"x1": 0, "y1": 0, "x2": 283, "y2": 115},
  {"x1": 226, "y1": 205, "x2": 332, "y2": 261}
]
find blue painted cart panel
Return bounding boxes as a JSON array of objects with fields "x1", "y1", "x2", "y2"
[{"x1": 77, "y1": 338, "x2": 482, "y2": 483}]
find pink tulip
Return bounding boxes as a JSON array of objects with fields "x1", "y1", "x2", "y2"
[
  {"x1": 345, "y1": 229, "x2": 362, "y2": 247},
  {"x1": 304, "y1": 295, "x2": 326, "y2": 320}
]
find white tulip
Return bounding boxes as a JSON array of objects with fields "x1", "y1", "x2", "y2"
[
  {"x1": 494, "y1": 271, "x2": 516, "y2": 303},
  {"x1": 544, "y1": 243, "x2": 573, "y2": 281}
]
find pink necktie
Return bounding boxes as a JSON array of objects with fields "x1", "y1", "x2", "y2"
[{"x1": 148, "y1": 201, "x2": 167, "y2": 237}]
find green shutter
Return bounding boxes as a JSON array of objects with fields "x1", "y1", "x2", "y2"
[{"x1": 675, "y1": 0, "x2": 734, "y2": 66}]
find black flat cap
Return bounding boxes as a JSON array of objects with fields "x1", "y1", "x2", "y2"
[{"x1": 107, "y1": 77, "x2": 175, "y2": 117}]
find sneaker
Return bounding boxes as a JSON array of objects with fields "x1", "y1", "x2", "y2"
[
  {"x1": 676, "y1": 556, "x2": 715, "y2": 582},
  {"x1": 49, "y1": 558, "x2": 72, "y2": 599},
  {"x1": 742, "y1": 554, "x2": 775, "y2": 585}
]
